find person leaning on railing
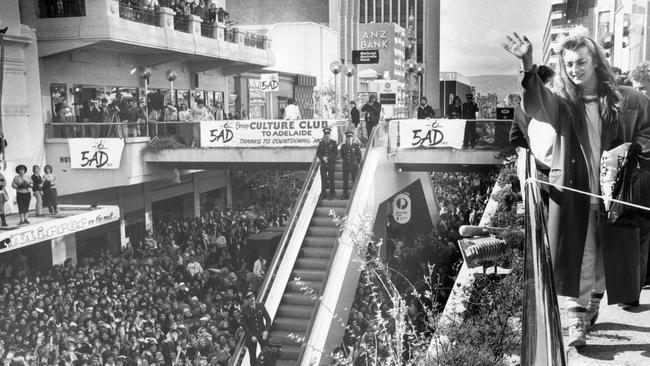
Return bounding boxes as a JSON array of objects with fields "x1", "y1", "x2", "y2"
[{"x1": 504, "y1": 29, "x2": 650, "y2": 347}]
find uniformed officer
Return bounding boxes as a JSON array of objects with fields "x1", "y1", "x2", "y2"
[
  {"x1": 242, "y1": 291, "x2": 271, "y2": 366},
  {"x1": 316, "y1": 127, "x2": 338, "y2": 199},
  {"x1": 339, "y1": 131, "x2": 362, "y2": 199}
]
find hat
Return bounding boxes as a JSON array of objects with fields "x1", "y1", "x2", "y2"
[
  {"x1": 466, "y1": 93, "x2": 473, "y2": 98},
  {"x1": 322, "y1": 127, "x2": 332, "y2": 134},
  {"x1": 15, "y1": 164, "x2": 27, "y2": 174},
  {"x1": 345, "y1": 131, "x2": 354, "y2": 137}
]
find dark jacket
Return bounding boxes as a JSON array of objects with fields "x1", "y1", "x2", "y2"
[
  {"x1": 241, "y1": 303, "x2": 271, "y2": 342},
  {"x1": 340, "y1": 141, "x2": 362, "y2": 170},
  {"x1": 31, "y1": 174, "x2": 43, "y2": 192},
  {"x1": 522, "y1": 68, "x2": 650, "y2": 304},
  {"x1": 417, "y1": 104, "x2": 435, "y2": 119},
  {"x1": 361, "y1": 102, "x2": 381, "y2": 125},
  {"x1": 462, "y1": 102, "x2": 478, "y2": 119},
  {"x1": 317, "y1": 139, "x2": 338, "y2": 164},
  {"x1": 350, "y1": 107, "x2": 360, "y2": 127}
]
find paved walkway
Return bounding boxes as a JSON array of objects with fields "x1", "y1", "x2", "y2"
[{"x1": 561, "y1": 285, "x2": 650, "y2": 365}]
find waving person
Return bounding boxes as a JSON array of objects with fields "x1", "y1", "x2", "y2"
[{"x1": 504, "y1": 30, "x2": 650, "y2": 347}]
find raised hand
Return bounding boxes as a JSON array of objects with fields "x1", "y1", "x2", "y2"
[{"x1": 502, "y1": 32, "x2": 532, "y2": 59}]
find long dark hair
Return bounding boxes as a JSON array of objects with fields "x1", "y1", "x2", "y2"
[{"x1": 555, "y1": 34, "x2": 622, "y2": 124}]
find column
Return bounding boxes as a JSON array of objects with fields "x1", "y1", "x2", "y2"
[
  {"x1": 225, "y1": 170, "x2": 233, "y2": 206},
  {"x1": 51, "y1": 234, "x2": 77, "y2": 265},
  {"x1": 189, "y1": 14, "x2": 203, "y2": 36},
  {"x1": 214, "y1": 22, "x2": 226, "y2": 41},
  {"x1": 143, "y1": 182, "x2": 153, "y2": 231},
  {"x1": 158, "y1": 7, "x2": 175, "y2": 29},
  {"x1": 193, "y1": 174, "x2": 201, "y2": 218}
]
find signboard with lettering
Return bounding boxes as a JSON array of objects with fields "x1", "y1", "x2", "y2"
[
  {"x1": 392, "y1": 192, "x2": 411, "y2": 224},
  {"x1": 0, "y1": 205, "x2": 120, "y2": 253},
  {"x1": 67, "y1": 139, "x2": 125, "y2": 169},
  {"x1": 200, "y1": 120, "x2": 339, "y2": 147},
  {"x1": 260, "y1": 73, "x2": 280, "y2": 92},
  {"x1": 352, "y1": 50, "x2": 379, "y2": 64},
  {"x1": 248, "y1": 79, "x2": 265, "y2": 105},
  {"x1": 380, "y1": 93, "x2": 396, "y2": 105},
  {"x1": 396, "y1": 119, "x2": 467, "y2": 149}
]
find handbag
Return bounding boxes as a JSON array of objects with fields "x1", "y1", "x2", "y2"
[{"x1": 607, "y1": 142, "x2": 650, "y2": 229}]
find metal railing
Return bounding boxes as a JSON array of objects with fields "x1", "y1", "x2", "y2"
[
  {"x1": 38, "y1": 0, "x2": 86, "y2": 18},
  {"x1": 118, "y1": 4, "x2": 159, "y2": 27},
  {"x1": 201, "y1": 22, "x2": 215, "y2": 38},
  {"x1": 229, "y1": 155, "x2": 322, "y2": 366},
  {"x1": 297, "y1": 122, "x2": 389, "y2": 364},
  {"x1": 521, "y1": 150, "x2": 566, "y2": 365},
  {"x1": 174, "y1": 16, "x2": 191, "y2": 33},
  {"x1": 225, "y1": 28, "x2": 237, "y2": 43},
  {"x1": 244, "y1": 33, "x2": 266, "y2": 49}
]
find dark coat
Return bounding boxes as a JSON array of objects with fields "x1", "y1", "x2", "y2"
[
  {"x1": 241, "y1": 303, "x2": 271, "y2": 342},
  {"x1": 522, "y1": 69, "x2": 650, "y2": 304},
  {"x1": 316, "y1": 139, "x2": 338, "y2": 164},
  {"x1": 340, "y1": 141, "x2": 362, "y2": 170},
  {"x1": 417, "y1": 104, "x2": 435, "y2": 119}
]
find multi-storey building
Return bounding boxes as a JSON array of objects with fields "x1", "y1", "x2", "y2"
[
  {"x1": 542, "y1": 0, "x2": 595, "y2": 70},
  {"x1": 0, "y1": 0, "x2": 273, "y2": 268},
  {"x1": 359, "y1": 0, "x2": 441, "y2": 115},
  {"x1": 439, "y1": 71, "x2": 473, "y2": 118}
]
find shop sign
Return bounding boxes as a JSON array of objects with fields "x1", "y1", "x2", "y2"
[
  {"x1": 393, "y1": 192, "x2": 411, "y2": 224},
  {"x1": 352, "y1": 50, "x2": 379, "y2": 64},
  {"x1": 200, "y1": 119, "x2": 339, "y2": 147},
  {"x1": 396, "y1": 119, "x2": 467, "y2": 149},
  {"x1": 260, "y1": 73, "x2": 280, "y2": 92},
  {"x1": 0, "y1": 205, "x2": 120, "y2": 253},
  {"x1": 248, "y1": 79, "x2": 266, "y2": 105},
  {"x1": 67, "y1": 139, "x2": 125, "y2": 169}
]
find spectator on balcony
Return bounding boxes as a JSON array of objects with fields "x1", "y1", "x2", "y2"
[
  {"x1": 283, "y1": 98, "x2": 301, "y2": 120},
  {"x1": 12, "y1": 165, "x2": 33, "y2": 225},
  {"x1": 192, "y1": 99, "x2": 211, "y2": 121},
  {"x1": 31, "y1": 165, "x2": 44, "y2": 218},
  {"x1": 207, "y1": 2, "x2": 218, "y2": 23},
  {"x1": 126, "y1": 100, "x2": 147, "y2": 137},
  {"x1": 87, "y1": 99, "x2": 103, "y2": 138},
  {"x1": 172, "y1": 0, "x2": 184, "y2": 15},
  {"x1": 218, "y1": 7, "x2": 227, "y2": 22},
  {"x1": 164, "y1": 102, "x2": 178, "y2": 121},
  {"x1": 42, "y1": 165, "x2": 58, "y2": 216},
  {"x1": 110, "y1": 93, "x2": 130, "y2": 122},
  {"x1": 193, "y1": 0, "x2": 208, "y2": 19},
  {"x1": 183, "y1": 1, "x2": 192, "y2": 16},
  {"x1": 448, "y1": 95, "x2": 463, "y2": 119},
  {"x1": 56, "y1": 99, "x2": 75, "y2": 138}
]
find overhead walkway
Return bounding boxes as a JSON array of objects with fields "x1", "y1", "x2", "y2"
[{"x1": 141, "y1": 119, "x2": 512, "y2": 170}]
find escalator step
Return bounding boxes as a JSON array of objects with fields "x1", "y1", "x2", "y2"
[
  {"x1": 319, "y1": 198, "x2": 348, "y2": 208},
  {"x1": 292, "y1": 269, "x2": 326, "y2": 282},
  {"x1": 307, "y1": 226, "x2": 339, "y2": 237},
  {"x1": 277, "y1": 345, "x2": 301, "y2": 363},
  {"x1": 303, "y1": 236, "x2": 336, "y2": 248},
  {"x1": 287, "y1": 280, "x2": 322, "y2": 293},
  {"x1": 296, "y1": 257, "x2": 329, "y2": 269},
  {"x1": 282, "y1": 292, "x2": 318, "y2": 305},
  {"x1": 315, "y1": 207, "x2": 345, "y2": 217},
  {"x1": 277, "y1": 304, "x2": 314, "y2": 319},
  {"x1": 273, "y1": 318, "x2": 308, "y2": 332},
  {"x1": 300, "y1": 247, "x2": 333, "y2": 258},
  {"x1": 310, "y1": 217, "x2": 337, "y2": 227},
  {"x1": 268, "y1": 331, "x2": 304, "y2": 346}
]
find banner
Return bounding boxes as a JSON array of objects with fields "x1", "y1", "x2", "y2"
[
  {"x1": 396, "y1": 119, "x2": 467, "y2": 149},
  {"x1": 68, "y1": 138, "x2": 125, "y2": 169},
  {"x1": 248, "y1": 79, "x2": 265, "y2": 105},
  {"x1": 200, "y1": 120, "x2": 339, "y2": 147},
  {"x1": 0, "y1": 205, "x2": 120, "y2": 253},
  {"x1": 260, "y1": 73, "x2": 280, "y2": 92}
]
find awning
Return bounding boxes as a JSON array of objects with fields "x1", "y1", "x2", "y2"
[{"x1": 0, "y1": 205, "x2": 120, "y2": 254}]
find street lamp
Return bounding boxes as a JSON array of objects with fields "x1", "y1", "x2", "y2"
[
  {"x1": 405, "y1": 59, "x2": 417, "y2": 118},
  {"x1": 343, "y1": 64, "x2": 356, "y2": 107},
  {"x1": 415, "y1": 63, "x2": 426, "y2": 102},
  {"x1": 0, "y1": 23, "x2": 8, "y2": 168},
  {"x1": 329, "y1": 61, "x2": 342, "y2": 119},
  {"x1": 166, "y1": 69, "x2": 178, "y2": 106}
]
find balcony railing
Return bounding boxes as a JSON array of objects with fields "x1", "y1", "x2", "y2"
[
  {"x1": 119, "y1": 4, "x2": 160, "y2": 27},
  {"x1": 244, "y1": 33, "x2": 266, "y2": 49},
  {"x1": 200, "y1": 22, "x2": 214, "y2": 38},
  {"x1": 38, "y1": 0, "x2": 86, "y2": 18},
  {"x1": 174, "y1": 16, "x2": 191, "y2": 33},
  {"x1": 224, "y1": 28, "x2": 236, "y2": 43}
]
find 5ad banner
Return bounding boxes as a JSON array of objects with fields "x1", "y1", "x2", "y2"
[
  {"x1": 67, "y1": 139, "x2": 125, "y2": 169},
  {"x1": 396, "y1": 119, "x2": 467, "y2": 149},
  {"x1": 200, "y1": 120, "x2": 339, "y2": 147}
]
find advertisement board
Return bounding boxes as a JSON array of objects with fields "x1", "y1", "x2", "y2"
[
  {"x1": 67, "y1": 139, "x2": 125, "y2": 169},
  {"x1": 200, "y1": 120, "x2": 339, "y2": 147},
  {"x1": 396, "y1": 119, "x2": 467, "y2": 149}
]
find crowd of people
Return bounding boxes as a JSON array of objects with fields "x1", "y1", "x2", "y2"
[
  {"x1": 0, "y1": 164, "x2": 59, "y2": 227},
  {"x1": 0, "y1": 192, "x2": 294, "y2": 365},
  {"x1": 119, "y1": 0, "x2": 230, "y2": 25},
  {"x1": 340, "y1": 170, "x2": 498, "y2": 364}
]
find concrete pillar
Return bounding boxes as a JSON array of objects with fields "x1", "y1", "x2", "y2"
[
  {"x1": 143, "y1": 182, "x2": 153, "y2": 231},
  {"x1": 51, "y1": 234, "x2": 77, "y2": 265},
  {"x1": 159, "y1": 7, "x2": 175, "y2": 30},
  {"x1": 119, "y1": 217, "x2": 128, "y2": 248},
  {"x1": 225, "y1": 170, "x2": 233, "y2": 206},
  {"x1": 193, "y1": 175, "x2": 201, "y2": 217},
  {"x1": 189, "y1": 14, "x2": 203, "y2": 36},
  {"x1": 214, "y1": 22, "x2": 226, "y2": 41}
]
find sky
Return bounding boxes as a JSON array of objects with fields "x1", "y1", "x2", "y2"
[{"x1": 439, "y1": 0, "x2": 553, "y2": 76}]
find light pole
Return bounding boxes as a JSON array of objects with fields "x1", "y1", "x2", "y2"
[
  {"x1": 329, "y1": 61, "x2": 342, "y2": 119},
  {"x1": 343, "y1": 64, "x2": 356, "y2": 106},
  {"x1": 0, "y1": 23, "x2": 7, "y2": 168},
  {"x1": 405, "y1": 59, "x2": 417, "y2": 118},
  {"x1": 416, "y1": 63, "x2": 426, "y2": 102},
  {"x1": 405, "y1": 10, "x2": 417, "y2": 119},
  {"x1": 166, "y1": 69, "x2": 178, "y2": 107}
]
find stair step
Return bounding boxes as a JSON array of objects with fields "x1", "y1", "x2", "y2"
[
  {"x1": 310, "y1": 217, "x2": 337, "y2": 227},
  {"x1": 287, "y1": 279, "x2": 322, "y2": 294},
  {"x1": 296, "y1": 257, "x2": 329, "y2": 270},
  {"x1": 319, "y1": 198, "x2": 348, "y2": 208},
  {"x1": 319, "y1": 189, "x2": 349, "y2": 200},
  {"x1": 303, "y1": 236, "x2": 336, "y2": 248},
  {"x1": 277, "y1": 345, "x2": 301, "y2": 362},
  {"x1": 273, "y1": 318, "x2": 308, "y2": 332},
  {"x1": 282, "y1": 292, "x2": 318, "y2": 306},
  {"x1": 307, "y1": 226, "x2": 339, "y2": 237},
  {"x1": 300, "y1": 247, "x2": 333, "y2": 259},
  {"x1": 268, "y1": 331, "x2": 304, "y2": 346},
  {"x1": 292, "y1": 269, "x2": 326, "y2": 282},
  {"x1": 278, "y1": 304, "x2": 314, "y2": 319},
  {"x1": 315, "y1": 207, "x2": 345, "y2": 217}
]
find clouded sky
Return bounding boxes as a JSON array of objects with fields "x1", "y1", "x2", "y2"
[{"x1": 440, "y1": 0, "x2": 552, "y2": 76}]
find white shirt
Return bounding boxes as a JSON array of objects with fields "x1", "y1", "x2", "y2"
[
  {"x1": 284, "y1": 104, "x2": 301, "y2": 120},
  {"x1": 253, "y1": 259, "x2": 264, "y2": 277},
  {"x1": 584, "y1": 99, "x2": 602, "y2": 204},
  {"x1": 528, "y1": 119, "x2": 556, "y2": 169}
]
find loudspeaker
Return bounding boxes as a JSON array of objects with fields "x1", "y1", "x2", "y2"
[{"x1": 192, "y1": 73, "x2": 200, "y2": 89}]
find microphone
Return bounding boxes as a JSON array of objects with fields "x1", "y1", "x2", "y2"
[{"x1": 458, "y1": 225, "x2": 510, "y2": 237}]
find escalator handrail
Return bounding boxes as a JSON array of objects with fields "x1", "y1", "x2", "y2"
[
  {"x1": 230, "y1": 155, "x2": 322, "y2": 366},
  {"x1": 521, "y1": 150, "x2": 566, "y2": 365},
  {"x1": 297, "y1": 122, "x2": 389, "y2": 364}
]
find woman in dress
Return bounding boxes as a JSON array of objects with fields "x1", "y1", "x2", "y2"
[{"x1": 12, "y1": 164, "x2": 32, "y2": 225}]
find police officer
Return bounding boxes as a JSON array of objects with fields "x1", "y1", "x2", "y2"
[
  {"x1": 317, "y1": 127, "x2": 338, "y2": 199},
  {"x1": 339, "y1": 131, "x2": 362, "y2": 199},
  {"x1": 242, "y1": 291, "x2": 271, "y2": 366}
]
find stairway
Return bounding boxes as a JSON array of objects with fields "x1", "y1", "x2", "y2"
[{"x1": 268, "y1": 161, "x2": 349, "y2": 366}]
